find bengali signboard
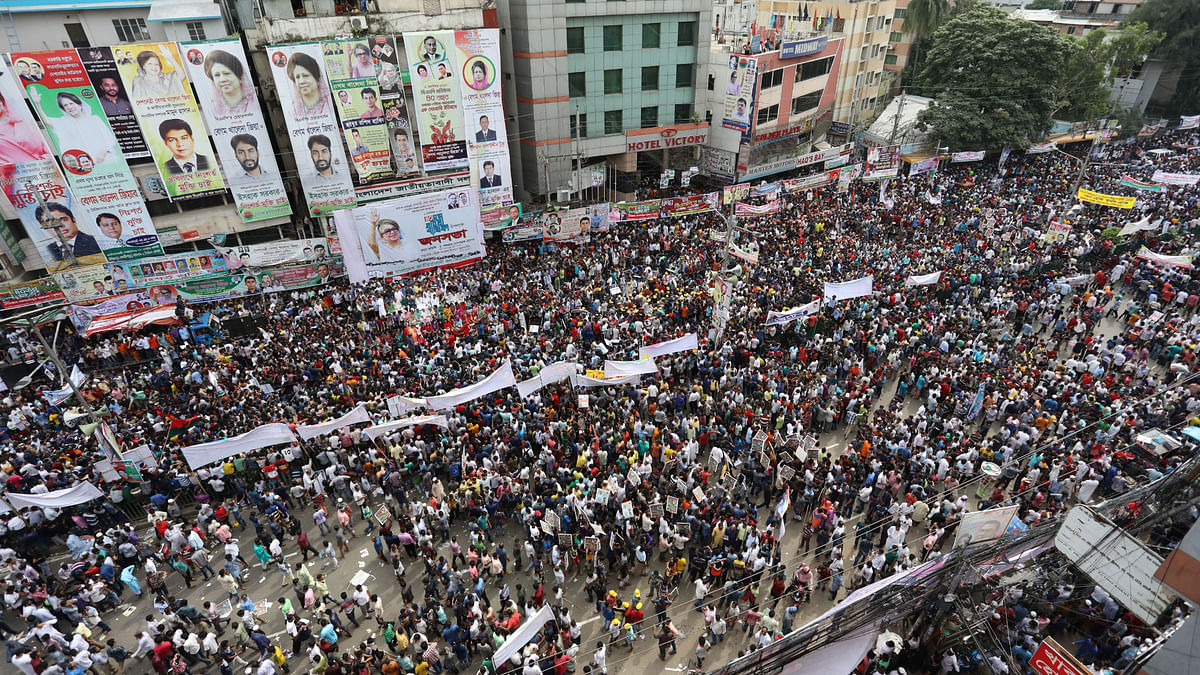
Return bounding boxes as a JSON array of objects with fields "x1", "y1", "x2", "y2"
[
  {"x1": 342, "y1": 190, "x2": 485, "y2": 278},
  {"x1": 722, "y1": 55, "x2": 757, "y2": 136},
  {"x1": 402, "y1": 31, "x2": 469, "y2": 171},
  {"x1": 11, "y1": 49, "x2": 161, "y2": 265},
  {"x1": 266, "y1": 42, "x2": 357, "y2": 216},
  {"x1": 54, "y1": 264, "x2": 115, "y2": 302},
  {"x1": 661, "y1": 194, "x2": 714, "y2": 216},
  {"x1": 541, "y1": 207, "x2": 591, "y2": 242},
  {"x1": 108, "y1": 251, "x2": 228, "y2": 289},
  {"x1": 181, "y1": 38, "x2": 291, "y2": 222},
  {"x1": 612, "y1": 201, "x2": 661, "y2": 222},
  {"x1": 0, "y1": 278, "x2": 65, "y2": 309},
  {"x1": 322, "y1": 39, "x2": 394, "y2": 184},
  {"x1": 111, "y1": 42, "x2": 225, "y2": 200},
  {"x1": 456, "y1": 29, "x2": 511, "y2": 209},
  {"x1": 77, "y1": 47, "x2": 150, "y2": 159},
  {"x1": 217, "y1": 237, "x2": 336, "y2": 269}
]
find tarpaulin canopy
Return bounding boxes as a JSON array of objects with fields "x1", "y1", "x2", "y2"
[
  {"x1": 84, "y1": 307, "x2": 180, "y2": 336},
  {"x1": 515, "y1": 361, "x2": 580, "y2": 399},
  {"x1": 6, "y1": 482, "x2": 105, "y2": 510},
  {"x1": 364, "y1": 415, "x2": 449, "y2": 440},
  {"x1": 296, "y1": 404, "x2": 372, "y2": 441},
  {"x1": 424, "y1": 360, "x2": 516, "y2": 410},
  {"x1": 181, "y1": 423, "x2": 297, "y2": 469}
]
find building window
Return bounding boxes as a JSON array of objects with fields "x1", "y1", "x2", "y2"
[
  {"x1": 705, "y1": 110, "x2": 712, "y2": 123},
  {"x1": 568, "y1": 72, "x2": 587, "y2": 97},
  {"x1": 761, "y1": 69, "x2": 783, "y2": 89},
  {"x1": 797, "y1": 56, "x2": 834, "y2": 81},
  {"x1": 707, "y1": 73, "x2": 714, "y2": 91},
  {"x1": 884, "y1": 54, "x2": 898, "y2": 66},
  {"x1": 756, "y1": 104, "x2": 779, "y2": 126},
  {"x1": 603, "y1": 25, "x2": 622, "y2": 51},
  {"x1": 566, "y1": 0, "x2": 584, "y2": 4},
  {"x1": 676, "y1": 64, "x2": 693, "y2": 88},
  {"x1": 571, "y1": 112, "x2": 588, "y2": 138},
  {"x1": 642, "y1": 66, "x2": 659, "y2": 91},
  {"x1": 642, "y1": 23, "x2": 660, "y2": 48},
  {"x1": 567, "y1": 27, "x2": 585, "y2": 54},
  {"x1": 674, "y1": 103, "x2": 691, "y2": 124},
  {"x1": 677, "y1": 21, "x2": 696, "y2": 46},
  {"x1": 186, "y1": 21, "x2": 206, "y2": 41},
  {"x1": 112, "y1": 18, "x2": 150, "y2": 42},
  {"x1": 604, "y1": 110, "x2": 622, "y2": 134},
  {"x1": 641, "y1": 106, "x2": 658, "y2": 128},
  {"x1": 791, "y1": 90, "x2": 821, "y2": 114},
  {"x1": 1067, "y1": 26, "x2": 1077, "y2": 34},
  {"x1": 889, "y1": 31, "x2": 903, "y2": 42},
  {"x1": 604, "y1": 69, "x2": 622, "y2": 94},
  {"x1": 893, "y1": 8, "x2": 906, "y2": 18}
]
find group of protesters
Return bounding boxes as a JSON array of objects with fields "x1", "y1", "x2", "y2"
[{"x1": 0, "y1": 125, "x2": 1198, "y2": 675}]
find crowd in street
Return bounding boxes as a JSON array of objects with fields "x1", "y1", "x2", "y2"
[{"x1": 0, "y1": 127, "x2": 1198, "y2": 675}]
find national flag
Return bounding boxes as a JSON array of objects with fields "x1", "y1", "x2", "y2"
[{"x1": 167, "y1": 415, "x2": 201, "y2": 442}]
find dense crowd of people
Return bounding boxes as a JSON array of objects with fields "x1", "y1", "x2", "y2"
[{"x1": 0, "y1": 126, "x2": 1198, "y2": 675}]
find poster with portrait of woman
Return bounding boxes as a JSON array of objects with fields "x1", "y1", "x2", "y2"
[
  {"x1": 182, "y1": 38, "x2": 291, "y2": 223},
  {"x1": 322, "y1": 39, "x2": 393, "y2": 185},
  {"x1": 453, "y1": 30, "x2": 511, "y2": 209},
  {"x1": 339, "y1": 189, "x2": 484, "y2": 279},
  {"x1": 12, "y1": 49, "x2": 161, "y2": 264}
]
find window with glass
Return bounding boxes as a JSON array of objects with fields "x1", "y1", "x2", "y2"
[
  {"x1": 604, "y1": 69, "x2": 622, "y2": 94},
  {"x1": 567, "y1": 28, "x2": 586, "y2": 54},
  {"x1": 568, "y1": 72, "x2": 587, "y2": 97},
  {"x1": 112, "y1": 18, "x2": 150, "y2": 42},
  {"x1": 677, "y1": 21, "x2": 696, "y2": 46},
  {"x1": 571, "y1": 112, "x2": 588, "y2": 137},
  {"x1": 604, "y1": 110, "x2": 622, "y2": 134},
  {"x1": 674, "y1": 103, "x2": 692, "y2": 124},
  {"x1": 791, "y1": 90, "x2": 821, "y2": 114},
  {"x1": 676, "y1": 64, "x2": 693, "y2": 88},
  {"x1": 642, "y1": 66, "x2": 659, "y2": 91},
  {"x1": 603, "y1": 25, "x2": 622, "y2": 51},
  {"x1": 642, "y1": 23, "x2": 660, "y2": 48},
  {"x1": 756, "y1": 104, "x2": 779, "y2": 126},
  {"x1": 797, "y1": 56, "x2": 834, "y2": 81},
  {"x1": 641, "y1": 106, "x2": 658, "y2": 128},
  {"x1": 186, "y1": 22, "x2": 206, "y2": 41}
]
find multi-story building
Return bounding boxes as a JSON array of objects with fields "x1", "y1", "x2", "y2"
[
  {"x1": 498, "y1": 0, "x2": 713, "y2": 202},
  {"x1": 0, "y1": 0, "x2": 227, "y2": 52},
  {"x1": 1060, "y1": 0, "x2": 1143, "y2": 22}
]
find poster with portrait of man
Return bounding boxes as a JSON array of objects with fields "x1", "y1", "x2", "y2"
[{"x1": 77, "y1": 47, "x2": 150, "y2": 159}]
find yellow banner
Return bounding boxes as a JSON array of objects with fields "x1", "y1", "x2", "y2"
[{"x1": 1077, "y1": 188, "x2": 1136, "y2": 209}]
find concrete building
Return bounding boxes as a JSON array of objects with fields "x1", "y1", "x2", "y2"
[
  {"x1": 1010, "y1": 7, "x2": 1115, "y2": 35},
  {"x1": 497, "y1": 0, "x2": 713, "y2": 202},
  {"x1": 0, "y1": 0, "x2": 227, "y2": 52},
  {"x1": 1061, "y1": 0, "x2": 1143, "y2": 22}
]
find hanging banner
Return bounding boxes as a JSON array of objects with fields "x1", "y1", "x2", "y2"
[
  {"x1": 1119, "y1": 175, "x2": 1165, "y2": 192},
  {"x1": 783, "y1": 169, "x2": 840, "y2": 192},
  {"x1": 1179, "y1": 114, "x2": 1200, "y2": 130},
  {"x1": 369, "y1": 35, "x2": 418, "y2": 178},
  {"x1": 500, "y1": 223, "x2": 542, "y2": 243},
  {"x1": 217, "y1": 236, "x2": 336, "y2": 269},
  {"x1": 0, "y1": 277, "x2": 65, "y2": 309},
  {"x1": 54, "y1": 264, "x2": 115, "y2": 302},
  {"x1": 661, "y1": 195, "x2": 713, "y2": 216},
  {"x1": 541, "y1": 207, "x2": 591, "y2": 242},
  {"x1": 950, "y1": 150, "x2": 985, "y2": 163},
  {"x1": 1026, "y1": 142, "x2": 1055, "y2": 154},
  {"x1": 455, "y1": 29, "x2": 512, "y2": 209},
  {"x1": 909, "y1": 157, "x2": 939, "y2": 176},
  {"x1": 322, "y1": 39, "x2": 394, "y2": 184},
  {"x1": 266, "y1": 42, "x2": 357, "y2": 216},
  {"x1": 339, "y1": 189, "x2": 485, "y2": 279},
  {"x1": 764, "y1": 300, "x2": 819, "y2": 326},
  {"x1": 824, "y1": 276, "x2": 873, "y2": 303},
  {"x1": 402, "y1": 31, "x2": 469, "y2": 171},
  {"x1": 111, "y1": 42, "x2": 225, "y2": 200},
  {"x1": 77, "y1": 47, "x2": 150, "y2": 159},
  {"x1": 181, "y1": 38, "x2": 291, "y2": 222},
  {"x1": 722, "y1": 182, "x2": 751, "y2": 205},
  {"x1": 612, "y1": 200, "x2": 661, "y2": 221},
  {"x1": 1077, "y1": 187, "x2": 1136, "y2": 209},
  {"x1": 904, "y1": 271, "x2": 942, "y2": 287},
  {"x1": 721, "y1": 55, "x2": 757, "y2": 136},
  {"x1": 1137, "y1": 246, "x2": 1193, "y2": 269},
  {"x1": 734, "y1": 199, "x2": 780, "y2": 217},
  {"x1": 865, "y1": 145, "x2": 900, "y2": 179},
  {"x1": 11, "y1": 50, "x2": 162, "y2": 265},
  {"x1": 730, "y1": 240, "x2": 760, "y2": 264},
  {"x1": 108, "y1": 251, "x2": 228, "y2": 289},
  {"x1": 1149, "y1": 171, "x2": 1200, "y2": 187}
]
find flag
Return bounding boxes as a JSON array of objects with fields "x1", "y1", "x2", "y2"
[
  {"x1": 750, "y1": 20, "x2": 757, "y2": 36},
  {"x1": 836, "y1": 8, "x2": 841, "y2": 20},
  {"x1": 167, "y1": 415, "x2": 201, "y2": 442},
  {"x1": 769, "y1": 14, "x2": 776, "y2": 27},
  {"x1": 776, "y1": 487, "x2": 792, "y2": 519},
  {"x1": 813, "y1": 14, "x2": 818, "y2": 29}
]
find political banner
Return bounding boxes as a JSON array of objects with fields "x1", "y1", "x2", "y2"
[
  {"x1": 11, "y1": 49, "x2": 161, "y2": 265},
  {"x1": 612, "y1": 201, "x2": 661, "y2": 222},
  {"x1": 77, "y1": 47, "x2": 150, "y2": 159},
  {"x1": 909, "y1": 157, "x2": 939, "y2": 176},
  {"x1": 783, "y1": 169, "x2": 840, "y2": 192},
  {"x1": 661, "y1": 194, "x2": 713, "y2": 216},
  {"x1": 233, "y1": 258, "x2": 343, "y2": 295},
  {"x1": 500, "y1": 223, "x2": 542, "y2": 243},
  {"x1": 181, "y1": 38, "x2": 291, "y2": 222},
  {"x1": 730, "y1": 240, "x2": 759, "y2": 264},
  {"x1": 217, "y1": 237, "x2": 336, "y2": 269},
  {"x1": 322, "y1": 39, "x2": 394, "y2": 184},
  {"x1": 266, "y1": 42, "x2": 357, "y2": 216},
  {"x1": 1149, "y1": 171, "x2": 1200, "y2": 187},
  {"x1": 824, "y1": 276, "x2": 873, "y2": 303},
  {"x1": 734, "y1": 200, "x2": 780, "y2": 217},
  {"x1": 764, "y1": 300, "x2": 819, "y2": 326},
  {"x1": 1025, "y1": 142, "x2": 1055, "y2": 154},
  {"x1": 108, "y1": 251, "x2": 228, "y2": 289},
  {"x1": 541, "y1": 207, "x2": 590, "y2": 242},
  {"x1": 54, "y1": 264, "x2": 115, "y2": 302},
  {"x1": 143, "y1": 273, "x2": 253, "y2": 304},
  {"x1": 340, "y1": 190, "x2": 485, "y2": 278},
  {"x1": 1043, "y1": 221, "x2": 1072, "y2": 244},
  {"x1": 0, "y1": 277, "x2": 65, "y2": 309},
  {"x1": 866, "y1": 145, "x2": 900, "y2": 179},
  {"x1": 1077, "y1": 188, "x2": 1136, "y2": 209},
  {"x1": 68, "y1": 291, "x2": 154, "y2": 326},
  {"x1": 905, "y1": 271, "x2": 942, "y2": 287},
  {"x1": 1179, "y1": 114, "x2": 1200, "y2": 130},
  {"x1": 950, "y1": 150, "x2": 985, "y2": 163},
  {"x1": 722, "y1": 183, "x2": 750, "y2": 205},
  {"x1": 721, "y1": 55, "x2": 757, "y2": 135},
  {"x1": 111, "y1": 42, "x2": 225, "y2": 200},
  {"x1": 370, "y1": 35, "x2": 418, "y2": 177},
  {"x1": 403, "y1": 32, "x2": 469, "y2": 171},
  {"x1": 588, "y1": 202, "x2": 611, "y2": 232},
  {"x1": 455, "y1": 29, "x2": 511, "y2": 208},
  {"x1": 1118, "y1": 175, "x2": 1164, "y2": 192}
]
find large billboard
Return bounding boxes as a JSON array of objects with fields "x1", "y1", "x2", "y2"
[
  {"x1": 216, "y1": 236, "x2": 336, "y2": 268},
  {"x1": 181, "y1": 38, "x2": 291, "y2": 223},
  {"x1": 339, "y1": 190, "x2": 484, "y2": 278},
  {"x1": 266, "y1": 42, "x2": 357, "y2": 216},
  {"x1": 372, "y1": 35, "x2": 418, "y2": 178},
  {"x1": 721, "y1": 55, "x2": 757, "y2": 136},
  {"x1": 322, "y1": 39, "x2": 394, "y2": 184},
  {"x1": 454, "y1": 29, "x2": 511, "y2": 209},
  {"x1": 77, "y1": 47, "x2": 150, "y2": 159},
  {"x1": 108, "y1": 251, "x2": 228, "y2": 289},
  {"x1": 10, "y1": 49, "x2": 162, "y2": 265},
  {"x1": 402, "y1": 31, "x2": 469, "y2": 171},
  {"x1": 111, "y1": 42, "x2": 226, "y2": 200}
]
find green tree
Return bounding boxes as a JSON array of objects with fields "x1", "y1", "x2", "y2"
[
  {"x1": 1054, "y1": 28, "x2": 1111, "y2": 121},
  {"x1": 1026, "y1": 0, "x2": 1063, "y2": 9},
  {"x1": 914, "y1": 6, "x2": 1075, "y2": 149},
  {"x1": 903, "y1": 0, "x2": 951, "y2": 71},
  {"x1": 1129, "y1": 0, "x2": 1200, "y2": 114}
]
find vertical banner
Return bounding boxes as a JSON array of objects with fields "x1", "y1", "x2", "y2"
[
  {"x1": 12, "y1": 49, "x2": 161, "y2": 265},
  {"x1": 266, "y1": 42, "x2": 357, "y2": 216},
  {"x1": 341, "y1": 189, "x2": 485, "y2": 278},
  {"x1": 403, "y1": 31, "x2": 469, "y2": 171},
  {"x1": 321, "y1": 39, "x2": 394, "y2": 184},
  {"x1": 181, "y1": 38, "x2": 291, "y2": 223},
  {"x1": 371, "y1": 35, "x2": 418, "y2": 177},
  {"x1": 77, "y1": 48, "x2": 150, "y2": 159},
  {"x1": 454, "y1": 29, "x2": 511, "y2": 209},
  {"x1": 111, "y1": 42, "x2": 226, "y2": 200},
  {"x1": 721, "y1": 55, "x2": 757, "y2": 136}
]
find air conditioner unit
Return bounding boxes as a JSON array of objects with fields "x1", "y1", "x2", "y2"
[
  {"x1": 556, "y1": 189, "x2": 571, "y2": 202},
  {"x1": 350, "y1": 17, "x2": 365, "y2": 30}
]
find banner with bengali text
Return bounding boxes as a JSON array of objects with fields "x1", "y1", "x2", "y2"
[
  {"x1": 322, "y1": 39, "x2": 394, "y2": 184},
  {"x1": 108, "y1": 251, "x2": 228, "y2": 289},
  {"x1": 612, "y1": 201, "x2": 661, "y2": 222},
  {"x1": 339, "y1": 189, "x2": 485, "y2": 278},
  {"x1": 77, "y1": 47, "x2": 150, "y2": 159},
  {"x1": 455, "y1": 29, "x2": 511, "y2": 209},
  {"x1": 402, "y1": 31, "x2": 469, "y2": 171},
  {"x1": 1077, "y1": 187, "x2": 1137, "y2": 209}
]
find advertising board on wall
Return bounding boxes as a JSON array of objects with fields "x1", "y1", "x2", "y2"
[{"x1": 721, "y1": 55, "x2": 757, "y2": 136}]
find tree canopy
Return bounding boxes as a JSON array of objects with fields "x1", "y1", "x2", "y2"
[{"x1": 1129, "y1": 0, "x2": 1200, "y2": 115}]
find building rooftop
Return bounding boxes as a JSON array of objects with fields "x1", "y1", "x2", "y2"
[{"x1": 0, "y1": 0, "x2": 216, "y2": 15}]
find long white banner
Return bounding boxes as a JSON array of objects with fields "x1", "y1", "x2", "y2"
[
  {"x1": 7, "y1": 482, "x2": 104, "y2": 509},
  {"x1": 297, "y1": 403, "x2": 372, "y2": 440},
  {"x1": 1137, "y1": 246, "x2": 1193, "y2": 269},
  {"x1": 604, "y1": 359, "x2": 659, "y2": 377},
  {"x1": 1150, "y1": 171, "x2": 1200, "y2": 187},
  {"x1": 905, "y1": 271, "x2": 942, "y2": 287},
  {"x1": 181, "y1": 422, "x2": 297, "y2": 468},
  {"x1": 570, "y1": 373, "x2": 641, "y2": 388},
  {"x1": 764, "y1": 300, "x2": 819, "y2": 326},
  {"x1": 638, "y1": 333, "x2": 699, "y2": 360},
  {"x1": 364, "y1": 414, "x2": 449, "y2": 440},
  {"x1": 515, "y1": 361, "x2": 580, "y2": 398},
  {"x1": 824, "y1": 276, "x2": 873, "y2": 303},
  {"x1": 425, "y1": 360, "x2": 515, "y2": 410}
]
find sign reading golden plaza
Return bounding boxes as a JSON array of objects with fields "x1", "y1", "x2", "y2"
[{"x1": 625, "y1": 123, "x2": 709, "y2": 153}]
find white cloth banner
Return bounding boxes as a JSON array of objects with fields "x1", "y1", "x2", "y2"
[
  {"x1": 425, "y1": 360, "x2": 516, "y2": 410},
  {"x1": 6, "y1": 482, "x2": 105, "y2": 510},
  {"x1": 1150, "y1": 171, "x2": 1200, "y2": 187},
  {"x1": 604, "y1": 359, "x2": 659, "y2": 378},
  {"x1": 1180, "y1": 114, "x2": 1200, "y2": 130},
  {"x1": 764, "y1": 300, "x2": 820, "y2": 326},
  {"x1": 364, "y1": 415, "x2": 449, "y2": 440},
  {"x1": 1118, "y1": 216, "x2": 1157, "y2": 237},
  {"x1": 570, "y1": 373, "x2": 641, "y2": 388},
  {"x1": 905, "y1": 271, "x2": 942, "y2": 287},
  {"x1": 494, "y1": 605, "x2": 556, "y2": 666},
  {"x1": 951, "y1": 150, "x2": 985, "y2": 163},
  {"x1": 386, "y1": 396, "x2": 428, "y2": 418},
  {"x1": 824, "y1": 276, "x2": 873, "y2": 303},
  {"x1": 181, "y1": 423, "x2": 297, "y2": 469},
  {"x1": 638, "y1": 333, "x2": 699, "y2": 360},
  {"x1": 1137, "y1": 246, "x2": 1194, "y2": 268},
  {"x1": 42, "y1": 365, "x2": 87, "y2": 406},
  {"x1": 1026, "y1": 142, "x2": 1055, "y2": 154},
  {"x1": 515, "y1": 361, "x2": 581, "y2": 399},
  {"x1": 297, "y1": 404, "x2": 372, "y2": 441}
]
